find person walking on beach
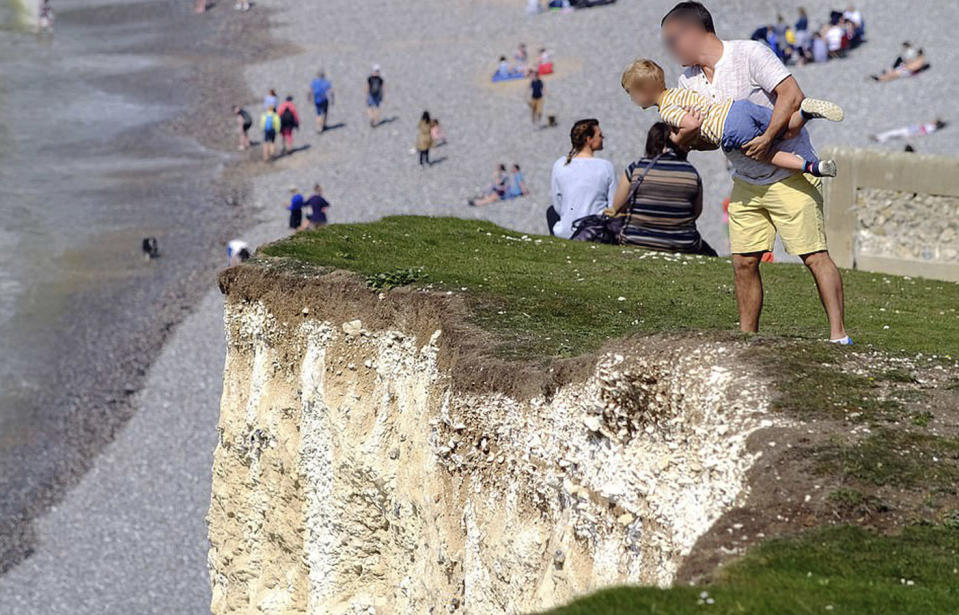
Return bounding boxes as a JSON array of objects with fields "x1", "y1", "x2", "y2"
[
  {"x1": 304, "y1": 184, "x2": 330, "y2": 228},
  {"x1": 415, "y1": 111, "x2": 434, "y2": 166},
  {"x1": 277, "y1": 96, "x2": 300, "y2": 155},
  {"x1": 661, "y1": 1, "x2": 849, "y2": 344},
  {"x1": 233, "y1": 105, "x2": 252, "y2": 151},
  {"x1": 529, "y1": 70, "x2": 545, "y2": 125},
  {"x1": 264, "y1": 88, "x2": 278, "y2": 110},
  {"x1": 38, "y1": 0, "x2": 54, "y2": 33},
  {"x1": 367, "y1": 65, "x2": 385, "y2": 127},
  {"x1": 309, "y1": 71, "x2": 334, "y2": 132},
  {"x1": 260, "y1": 106, "x2": 280, "y2": 161},
  {"x1": 287, "y1": 187, "x2": 304, "y2": 231},
  {"x1": 546, "y1": 119, "x2": 617, "y2": 238}
]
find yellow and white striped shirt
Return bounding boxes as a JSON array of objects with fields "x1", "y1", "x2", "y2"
[{"x1": 656, "y1": 88, "x2": 733, "y2": 147}]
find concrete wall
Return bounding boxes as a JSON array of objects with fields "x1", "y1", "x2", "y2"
[{"x1": 823, "y1": 148, "x2": 959, "y2": 282}]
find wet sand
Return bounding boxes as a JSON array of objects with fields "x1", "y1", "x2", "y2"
[{"x1": 0, "y1": 0, "x2": 281, "y2": 572}]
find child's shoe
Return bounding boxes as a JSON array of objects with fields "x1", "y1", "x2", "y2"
[
  {"x1": 801, "y1": 98, "x2": 845, "y2": 122},
  {"x1": 816, "y1": 160, "x2": 838, "y2": 177}
]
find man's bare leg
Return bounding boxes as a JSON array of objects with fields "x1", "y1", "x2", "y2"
[
  {"x1": 733, "y1": 252, "x2": 764, "y2": 333},
  {"x1": 801, "y1": 251, "x2": 847, "y2": 340}
]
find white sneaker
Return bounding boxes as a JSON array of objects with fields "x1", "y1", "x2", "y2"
[
  {"x1": 801, "y1": 98, "x2": 845, "y2": 122},
  {"x1": 818, "y1": 160, "x2": 838, "y2": 177},
  {"x1": 829, "y1": 336, "x2": 853, "y2": 346}
]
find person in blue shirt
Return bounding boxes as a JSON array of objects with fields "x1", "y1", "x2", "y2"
[
  {"x1": 309, "y1": 71, "x2": 334, "y2": 133},
  {"x1": 287, "y1": 187, "x2": 305, "y2": 231},
  {"x1": 505, "y1": 164, "x2": 529, "y2": 199}
]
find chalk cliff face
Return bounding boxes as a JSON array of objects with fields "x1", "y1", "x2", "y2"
[{"x1": 208, "y1": 267, "x2": 774, "y2": 615}]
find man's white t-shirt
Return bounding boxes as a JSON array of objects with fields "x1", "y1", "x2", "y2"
[
  {"x1": 678, "y1": 39, "x2": 817, "y2": 185},
  {"x1": 550, "y1": 156, "x2": 617, "y2": 239}
]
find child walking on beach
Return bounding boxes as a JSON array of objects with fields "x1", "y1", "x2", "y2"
[
  {"x1": 260, "y1": 106, "x2": 280, "y2": 161},
  {"x1": 621, "y1": 59, "x2": 844, "y2": 177}
]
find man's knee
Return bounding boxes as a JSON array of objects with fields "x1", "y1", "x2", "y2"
[
  {"x1": 732, "y1": 252, "x2": 763, "y2": 276},
  {"x1": 800, "y1": 250, "x2": 833, "y2": 269}
]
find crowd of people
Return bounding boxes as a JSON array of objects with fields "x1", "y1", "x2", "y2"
[
  {"x1": 750, "y1": 6, "x2": 865, "y2": 65},
  {"x1": 231, "y1": 64, "x2": 388, "y2": 162}
]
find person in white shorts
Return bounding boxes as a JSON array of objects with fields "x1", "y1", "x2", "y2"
[{"x1": 660, "y1": 1, "x2": 850, "y2": 345}]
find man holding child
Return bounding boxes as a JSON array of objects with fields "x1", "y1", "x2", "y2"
[{"x1": 659, "y1": 2, "x2": 850, "y2": 344}]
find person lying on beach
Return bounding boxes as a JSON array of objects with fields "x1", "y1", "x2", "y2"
[
  {"x1": 870, "y1": 50, "x2": 930, "y2": 82},
  {"x1": 871, "y1": 119, "x2": 947, "y2": 143},
  {"x1": 621, "y1": 59, "x2": 843, "y2": 177}
]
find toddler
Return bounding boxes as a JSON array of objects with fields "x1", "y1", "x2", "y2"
[{"x1": 622, "y1": 59, "x2": 843, "y2": 177}]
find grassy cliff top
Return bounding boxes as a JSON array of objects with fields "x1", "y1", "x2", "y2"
[
  {"x1": 262, "y1": 216, "x2": 959, "y2": 359},
  {"x1": 260, "y1": 217, "x2": 959, "y2": 614}
]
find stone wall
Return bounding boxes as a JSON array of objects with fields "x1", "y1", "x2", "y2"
[
  {"x1": 855, "y1": 189, "x2": 959, "y2": 264},
  {"x1": 822, "y1": 147, "x2": 959, "y2": 282},
  {"x1": 207, "y1": 270, "x2": 777, "y2": 615}
]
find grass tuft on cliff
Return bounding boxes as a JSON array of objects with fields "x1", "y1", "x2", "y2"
[
  {"x1": 261, "y1": 216, "x2": 959, "y2": 358},
  {"x1": 543, "y1": 525, "x2": 959, "y2": 615}
]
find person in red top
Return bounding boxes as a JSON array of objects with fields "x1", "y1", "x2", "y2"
[{"x1": 277, "y1": 96, "x2": 300, "y2": 155}]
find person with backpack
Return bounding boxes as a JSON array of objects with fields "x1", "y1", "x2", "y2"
[
  {"x1": 277, "y1": 96, "x2": 300, "y2": 155},
  {"x1": 308, "y1": 71, "x2": 334, "y2": 132},
  {"x1": 260, "y1": 106, "x2": 280, "y2": 161},
  {"x1": 233, "y1": 105, "x2": 252, "y2": 151},
  {"x1": 367, "y1": 65, "x2": 385, "y2": 127}
]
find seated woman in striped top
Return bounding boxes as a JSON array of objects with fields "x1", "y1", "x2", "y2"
[
  {"x1": 621, "y1": 59, "x2": 843, "y2": 177},
  {"x1": 609, "y1": 122, "x2": 716, "y2": 256}
]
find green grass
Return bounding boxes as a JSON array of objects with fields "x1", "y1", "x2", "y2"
[
  {"x1": 543, "y1": 525, "x2": 959, "y2": 615},
  {"x1": 261, "y1": 216, "x2": 959, "y2": 359}
]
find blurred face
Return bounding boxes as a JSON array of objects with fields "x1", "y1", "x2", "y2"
[
  {"x1": 626, "y1": 81, "x2": 662, "y2": 109},
  {"x1": 662, "y1": 18, "x2": 704, "y2": 66}
]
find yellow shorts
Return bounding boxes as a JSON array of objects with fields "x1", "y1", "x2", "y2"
[
  {"x1": 530, "y1": 98, "x2": 544, "y2": 114},
  {"x1": 728, "y1": 173, "x2": 827, "y2": 256}
]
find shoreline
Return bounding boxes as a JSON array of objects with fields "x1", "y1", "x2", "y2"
[{"x1": 0, "y1": 1, "x2": 284, "y2": 573}]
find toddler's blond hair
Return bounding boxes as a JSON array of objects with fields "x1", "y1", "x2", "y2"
[{"x1": 621, "y1": 59, "x2": 666, "y2": 92}]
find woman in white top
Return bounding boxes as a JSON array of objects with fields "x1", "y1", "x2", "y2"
[{"x1": 547, "y1": 119, "x2": 617, "y2": 239}]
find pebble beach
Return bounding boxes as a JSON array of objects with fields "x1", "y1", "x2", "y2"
[{"x1": 1, "y1": 0, "x2": 957, "y2": 612}]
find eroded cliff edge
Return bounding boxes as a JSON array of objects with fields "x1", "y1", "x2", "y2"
[{"x1": 207, "y1": 263, "x2": 778, "y2": 615}]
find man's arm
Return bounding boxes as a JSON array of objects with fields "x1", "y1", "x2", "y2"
[{"x1": 743, "y1": 75, "x2": 805, "y2": 160}]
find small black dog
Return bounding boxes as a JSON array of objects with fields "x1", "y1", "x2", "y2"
[{"x1": 142, "y1": 237, "x2": 160, "y2": 260}]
